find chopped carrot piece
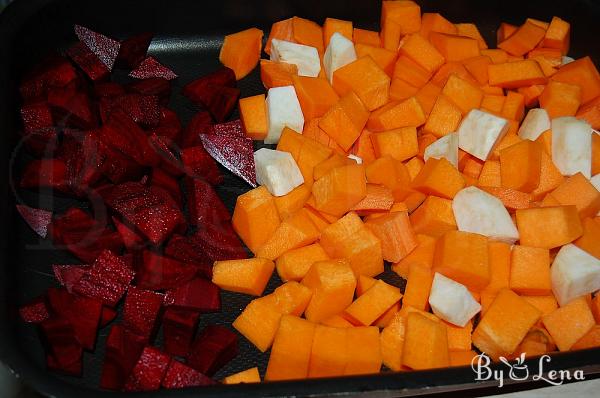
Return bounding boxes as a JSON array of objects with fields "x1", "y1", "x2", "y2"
[
  {"x1": 509, "y1": 245, "x2": 552, "y2": 296},
  {"x1": 366, "y1": 156, "x2": 410, "y2": 192},
  {"x1": 223, "y1": 367, "x2": 261, "y2": 384},
  {"x1": 430, "y1": 33, "x2": 480, "y2": 62},
  {"x1": 344, "y1": 326, "x2": 383, "y2": 375},
  {"x1": 265, "y1": 315, "x2": 316, "y2": 380},
  {"x1": 498, "y1": 21, "x2": 546, "y2": 56},
  {"x1": 449, "y1": 350, "x2": 478, "y2": 367},
  {"x1": 232, "y1": 186, "x2": 281, "y2": 253},
  {"x1": 368, "y1": 97, "x2": 426, "y2": 132},
  {"x1": 433, "y1": 230, "x2": 490, "y2": 292},
  {"x1": 402, "y1": 264, "x2": 434, "y2": 311},
  {"x1": 380, "y1": 0, "x2": 422, "y2": 50},
  {"x1": 441, "y1": 74, "x2": 484, "y2": 115},
  {"x1": 405, "y1": 157, "x2": 424, "y2": 180},
  {"x1": 528, "y1": 48, "x2": 563, "y2": 66},
  {"x1": 356, "y1": 275, "x2": 377, "y2": 296},
  {"x1": 518, "y1": 84, "x2": 546, "y2": 107},
  {"x1": 239, "y1": 94, "x2": 268, "y2": 140},
  {"x1": 365, "y1": 211, "x2": 418, "y2": 263},
  {"x1": 370, "y1": 127, "x2": 419, "y2": 161},
  {"x1": 478, "y1": 186, "x2": 533, "y2": 210},
  {"x1": 256, "y1": 208, "x2": 320, "y2": 260},
  {"x1": 415, "y1": 82, "x2": 443, "y2": 115},
  {"x1": 292, "y1": 75, "x2": 339, "y2": 120},
  {"x1": 399, "y1": 33, "x2": 446, "y2": 73},
  {"x1": 572, "y1": 325, "x2": 600, "y2": 350},
  {"x1": 274, "y1": 184, "x2": 312, "y2": 220},
  {"x1": 542, "y1": 296, "x2": 595, "y2": 351},
  {"x1": 292, "y1": 16, "x2": 324, "y2": 55},
  {"x1": 392, "y1": 234, "x2": 437, "y2": 278},
  {"x1": 355, "y1": 44, "x2": 398, "y2": 77},
  {"x1": 351, "y1": 129, "x2": 377, "y2": 165},
  {"x1": 344, "y1": 280, "x2": 402, "y2": 326},
  {"x1": 481, "y1": 48, "x2": 509, "y2": 64},
  {"x1": 333, "y1": 56, "x2": 391, "y2": 111},
  {"x1": 574, "y1": 218, "x2": 600, "y2": 259},
  {"x1": 515, "y1": 205, "x2": 583, "y2": 249},
  {"x1": 446, "y1": 320, "x2": 473, "y2": 351},
  {"x1": 319, "y1": 92, "x2": 370, "y2": 150},
  {"x1": 463, "y1": 55, "x2": 492, "y2": 85},
  {"x1": 551, "y1": 56, "x2": 600, "y2": 104},
  {"x1": 276, "y1": 243, "x2": 330, "y2": 282},
  {"x1": 409, "y1": 195, "x2": 457, "y2": 237},
  {"x1": 213, "y1": 258, "x2": 275, "y2": 296},
  {"x1": 265, "y1": 18, "x2": 295, "y2": 55},
  {"x1": 539, "y1": 80, "x2": 582, "y2": 119},
  {"x1": 233, "y1": 297, "x2": 282, "y2": 352},
  {"x1": 483, "y1": 241, "x2": 511, "y2": 294},
  {"x1": 456, "y1": 23, "x2": 488, "y2": 49},
  {"x1": 393, "y1": 55, "x2": 433, "y2": 89},
  {"x1": 478, "y1": 160, "x2": 502, "y2": 187},
  {"x1": 499, "y1": 139, "x2": 543, "y2": 193},
  {"x1": 403, "y1": 312, "x2": 449, "y2": 369},
  {"x1": 488, "y1": 59, "x2": 547, "y2": 89},
  {"x1": 276, "y1": 127, "x2": 305, "y2": 159},
  {"x1": 312, "y1": 164, "x2": 367, "y2": 217},
  {"x1": 472, "y1": 289, "x2": 541, "y2": 360},
  {"x1": 380, "y1": 313, "x2": 407, "y2": 371},
  {"x1": 412, "y1": 157, "x2": 466, "y2": 200},
  {"x1": 303, "y1": 118, "x2": 346, "y2": 155},
  {"x1": 419, "y1": 12, "x2": 457, "y2": 39},
  {"x1": 353, "y1": 28, "x2": 381, "y2": 47},
  {"x1": 431, "y1": 62, "x2": 476, "y2": 87},
  {"x1": 295, "y1": 133, "x2": 334, "y2": 187},
  {"x1": 389, "y1": 78, "x2": 420, "y2": 101},
  {"x1": 321, "y1": 314, "x2": 353, "y2": 328},
  {"x1": 548, "y1": 173, "x2": 600, "y2": 219},
  {"x1": 313, "y1": 153, "x2": 353, "y2": 181},
  {"x1": 481, "y1": 94, "x2": 506, "y2": 115},
  {"x1": 417, "y1": 133, "x2": 438, "y2": 159},
  {"x1": 501, "y1": 91, "x2": 525, "y2": 122},
  {"x1": 542, "y1": 16, "x2": 570, "y2": 55},
  {"x1": 576, "y1": 96, "x2": 600, "y2": 129},
  {"x1": 308, "y1": 324, "x2": 348, "y2": 377},
  {"x1": 260, "y1": 60, "x2": 298, "y2": 89},
  {"x1": 497, "y1": 22, "x2": 518, "y2": 44},
  {"x1": 323, "y1": 17, "x2": 353, "y2": 47},
  {"x1": 350, "y1": 184, "x2": 394, "y2": 215},
  {"x1": 521, "y1": 295, "x2": 558, "y2": 317},
  {"x1": 219, "y1": 27, "x2": 263, "y2": 80}
]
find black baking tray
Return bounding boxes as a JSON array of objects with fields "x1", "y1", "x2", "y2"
[{"x1": 1, "y1": 0, "x2": 600, "y2": 396}]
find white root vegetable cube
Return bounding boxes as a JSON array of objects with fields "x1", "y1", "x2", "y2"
[
  {"x1": 452, "y1": 186, "x2": 520, "y2": 243},
  {"x1": 551, "y1": 244, "x2": 600, "y2": 306},
  {"x1": 265, "y1": 86, "x2": 304, "y2": 144},
  {"x1": 270, "y1": 39, "x2": 321, "y2": 77},
  {"x1": 323, "y1": 32, "x2": 357, "y2": 84},
  {"x1": 424, "y1": 133, "x2": 459, "y2": 168},
  {"x1": 518, "y1": 108, "x2": 551, "y2": 141},
  {"x1": 552, "y1": 117, "x2": 592, "y2": 178},
  {"x1": 457, "y1": 109, "x2": 510, "y2": 161},
  {"x1": 428, "y1": 273, "x2": 481, "y2": 327},
  {"x1": 254, "y1": 148, "x2": 304, "y2": 197}
]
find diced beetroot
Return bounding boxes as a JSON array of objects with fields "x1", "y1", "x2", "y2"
[
  {"x1": 135, "y1": 251, "x2": 197, "y2": 291},
  {"x1": 47, "y1": 82, "x2": 96, "y2": 129},
  {"x1": 66, "y1": 41, "x2": 110, "y2": 81},
  {"x1": 128, "y1": 77, "x2": 171, "y2": 106},
  {"x1": 200, "y1": 133, "x2": 256, "y2": 187},
  {"x1": 191, "y1": 84, "x2": 240, "y2": 123},
  {"x1": 164, "y1": 235, "x2": 212, "y2": 279},
  {"x1": 72, "y1": 250, "x2": 134, "y2": 307},
  {"x1": 99, "y1": 182, "x2": 185, "y2": 246},
  {"x1": 19, "y1": 55, "x2": 78, "y2": 101},
  {"x1": 97, "y1": 140, "x2": 145, "y2": 184},
  {"x1": 112, "y1": 216, "x2": 144, "y2": 250},
  {"x1": 213, "y1": 119, "x2": 245, "y2": 138},
  {"x1": 106, "y1": 94, "x2": 161, "y2": 128},
  {"x1": 150, "y1": 168, "x2": 183, "y2": 207},
  {"x1": 185, "y1": 177, "x2": 231, "y2": 228},
  {"x1": 21, "y1": 128, "x2": 60, "y2": 158},
  {"x1": 148, "y1": 134, "x2": 184, "y2": 177},
  {"x1": 164, "y1": 278, "x2": 221, "y2": 313},
  {"x1": 162, "y1": 360, "x2": 215, "y2": 389},
  {"x1": 193, "y1": 221, "x2": 248, "y2": 261},
  {"x1": 20, "y1": 102, "x2": 54, "y2": 135},
  {"x1": 129, "y1": 57, "x2": 178, "y2": 81},
  {"x1": 150, "y1": 107, "x2": 181, "y2": 142},
  {"x1": 182, "y1": 67, "x2": 236, "y2": 102},
  {"x1": 48, "y1": 208, "x2": 123, "y2": 264},
  {"x1": 100, "y1": 306, "x2": 118, "y2": 328},
  {"x1": 39, "y1": 317, "x2": 83, "y2": 375},
  {"x1": 20, "y1": 158, "x2": 70, "y2": 193},
  {"x1": 162, "y1": 307, "x2": 200, "y2": 357},
  {"x1": 46, "y1": 352, "x2": 82, "y2": 376},
  {"x1": 46, "y1": 287, "x2": 103, "y2": 350},
  {"x1": 117, "y1": 32, "x2": 153, "y2": 70},
  {"x1": 19, "y1": 296, "x2": 49, "y2": 323},
  {"x1": 187, "y1": 325, "x2": 238, "y2": 376},
  {"x1": 123, "y1": 346, "x2": 171, "y2": 392},
  {"x1": 122, "y1": 286, "x2": 163, "y2": 341},
  {"x1": 99, "y1": 109, "x2": 161, "y2": 167},
  {"x1": 100, "y1": 324, "x2": 146, "y2": 390},
  {"x1": 181, "y1": 146, "x2": 223, "y2": 186},
  {"x1": 52, "y1": 264, "x2": 89, "y2": 293},
  {"x1": 93, "y1": 81, "x2": 126, "y2": 98},
  {"x1": 16, "y1": 204, "x2": 52, "y2": 238},
  {"x1": 180, "y1": 111, "x2": 214, "y2": 148},
  {"x1": 61, "y1": 133, "x2": 106, "y2": 195},
  {"x1": 74, "y1": 25, "x2": 120, "y2": 71}
]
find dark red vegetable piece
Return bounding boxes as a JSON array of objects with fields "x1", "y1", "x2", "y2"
[
  {"x1": 182, "y1": 67, "x2": 236, "y2": 101},
  {"x1": 150, "y1": 168, "x2": 183, "y2": 207},
  {"x1": 93, "y1": 81, "x2": 126, "y2": 98},
  {"x1": 200, "y1": 133, "x2": 257, "y2": 187},
  {"x1": 52, "y1": 264, "x2": 89, "y2": 293},
  {"x1": 74, "y1": 25, "x2": 120, "y2": 71},
  {"x1": 181, "y1": 146, "x2": 223, "y2": 186},
  {"x1": 117, "y1": 32, "x2": 153, "y2": 70},
  {"x1": 100, "y1": 324, "x2": 146, "y2": 390},
  {"x1": 213, "y1": 119, "x2": 245, "y2": 138},
  {"x1": 128, "y1": 77, "x2": 171, "y2": 106},
  {"x1": 185, "y1": 177, "x2": 231, "y2": 228},
  {"x1": 122, "y1": 286, "x2": 163, "y2": 341},
  {"x1": 135, "y1": 250, "x2": 197, "y2": 291},
  {"x1": 123, "y1": 346, "x2": 171, "y2": 392},
  {"x1": 186, "y1": 325, "x2": 238, "y2": 376},
  {"x1": 112, "y1": 216, "x2": 144, "y2": 250},
  {"x1": 16, "y1": 204, "x2": 52, "y2": 238},
  {"x1": 47, "y1": 82, "x2": 96, "y2": 129},
  {"x1": 193, "y1": 221, "x2": 248, "y2": 261},
  {"x1": 150, "y1": 107, "x2": 182, "y2": 142},
  {"x1": 162, "y1": 307, "x2": 200, "y2": 357},
  {"x1": 100, "y1": 306, "x2": 118, "y2": 328},
  {"x1": 21, "y1": 128, "x2": 61, "y2": 158},
  {"x1": 39, "y1": 317, "x2": 83, "y2": 376},
  {"x1": 106, "y1": 93, "x2": 161, "y2": 128},
  {"x1": 20, "y1": 158, "x2": 70, "y2": 193},
  {"x1": 164, "y1": 278, "x2": 221, "y2": 313},
  {"x1": 163, "y1": 234, "x2": 213, "y2": 279},
  {"x1": 191, "y1": 84, "x2": 240, "y2": 123},
  {"x1": 148, "y1": 134, "x2": 184, "y2": 177},
  {"x1": 20, "y1": 102, "x2": 54, "y2": 135},
  {"x1": 19, "y1": 296, "x2": 49, "y2": 323},
  {"x1": 46, "y1": 352, "x2": 82, "y2": 376},
  {"x1": 180, "y1": 111, "x2": 214, "y2": 148},
  {"x1": 66, "y1": 41, "x2": 110, "y2": 81},
  {"x1": 19, "y1": 55, "x2": 78, "y2": 101},
  {"x1": 129, "y1": 56, "x2": 178, "y2": 81},
  {"x1": 162, "y1": 360, "x2": 216, "y2": 389}
]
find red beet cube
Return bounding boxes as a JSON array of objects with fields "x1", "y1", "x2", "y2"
[
  {"x1": 19, "y1": 55, "x2": 78, "y2": 101},
  {"x1": 66, "y1": 41, "x2": 110, "y2": 81},
  {"x1": 39, "y1": 317, "x2": 83, "y2": 376},
  {"x1": 180, "y1": 111, "x2": 214, "y2": 148},
  {"x1": 117, "y1": 32, "x2": 153, "y2": 70},
  {"x1": 187, "y1": 325, "x2": 238, "y2": 376},
  {"x1": 148, "y1": 134, "x2": 184, "y2": 177},
  {"x1": 182, "y1": 67, "x2": 238, "y2": 122},
  {"x1": 123, "y1": 346, "x2": 171, "y2": 392},
  {"x1": 105, "y1": 93, "x2": 161, "y2": 128},
  {"x1": 100, "y1": 306, "x2": 118, "y2": 328},
  {"x1": 46, "y1": 287, "x2": 103, "y2": 350},
  {"x1": 150, "y1": 168, "x2": 183, "y2": 207},
  {"x1": 20, "y1": 102, "x2": 54, "y2": 135},
  {"x1": 93, "y1": 81, "x2": 126, "y2": 98},
  {"x1": 47, "y1": 82, "x2": 96, "y2": 129},
  {"x1": 100, "y1": 324, "x2": 146, "y2": 390},
  {"x1": 150, "y1": 107, "x2": 181, "y2": 142},
  {"x1": 193, "y1": 221, "x2": 248, "y2": 261},
  {"x1": 112, "y1": 216, "x2": 144, "y2": 250},
  {"x1": 16, "y1": 204, "x2": 52, "y2": 238},
  {"x1": 135, "y1": 251, "x2": 197, "y2": 291},
  {"x1": 61, "y1": 133, "x2": 106, "y2": 195},
  {"x1": 46, "y1": 352, "x2": 82, "y2": 376},
  {"x1": 183, "y1": 67, "x2": 236, "y2": 100},
  {"x1": 181, "y1": 146, "x2": 223, "y2": 186},
  {"x1": 129, "y1": 56, "x2": 178, "y2": 81},
  {"x1": 164, "y1": 235, "x2": 213, "y2": 279},
  {"x1": 19, "y1": 296, "x2": 49, "y2": 323},
  {"x1": 74, "y1": 25, "x2": 120, "y2": 71},
  {"x1": 213, "y1": 119, "x2": 245, "y2": 138},
  {"x1": 99, "y1": 182, "x2": 185, "y2": 246},
  {"x1": 122, "y1": 286, "x2": 163, "y2": 341},
  {"x1": 52, "y1": 264, "x2": 89, "y2": 293},
  {"x1": 21, "y1": 128, "x2": 60, "y2": 158},
  {"x1": 162, "y1": 360, "x2": 215, "y2": 389},
  {"x1": 200, "y1": 133, "x2": 257, "y2": 187},
  {"x1": 20, "y1": 158, "x2": 69, "y2": 193},
  {"x1": 162, "y1": 307, "x2": 200, "y2": 357},
  {"x1": 128, "y1": 77, "x2": 171, "y2": 105},
  {"x1": 164, "y1": 278, "x2": 221, "y2": 313},
  {"x1": 185, "y1": 177, "x2": 231, "y2": 228}
]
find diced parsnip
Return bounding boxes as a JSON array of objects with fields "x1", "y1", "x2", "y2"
[
  {"x1": 270, "y1": 39, "x2": 321, "y2": 77},
  {"x1": 265, "y1": 85, "x2": 304, "y2": 144},
  {"x1": 551, "y1": 117, "x2": 592, "y2": 178},
  {"x1": 428, "y1": 272, "x2": 481, "y2": 327},
  {"x1": 551, "y1": 244, "x2": 600, "y2": 306},
  {"x1": 457, "y1": 109, "x2": 510, "y2": 161},
  {"x1": 254, "y1": 148, "x2": 304, "y2": 197},
  {"x1": 423, "y1": 133, "x2": 459, "y2": 168},
  {"x1": 518, "y1": 108, "x2": 551, "y2": 141},
  {"x1": 323, "y1": 32, "x2": 357, "y2": 84}
]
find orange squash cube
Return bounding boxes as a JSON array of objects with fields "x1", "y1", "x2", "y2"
[
  {"x1": 265, "y1": 315, "x2": 316, "y2": 380},
  {"x1": 344, "y1": 280, "x2": 402, "y2": 326},
  {"x1": 542, "y1": 296, "x2": 595, "y2": 351},
  {"x1": 412, "y1": 157, "x2": 466, "y2": 200},
  {"x1": 213, "y1": 258, "x2": 274, "y2": 296},
  {"x1": 232, "y1": 186, "x2": 281, "y2": 253},
  {"x1": 402, "y1": 312, "x2": 449, "y2": 369},
  {"x1": 312, "y1": 164, "x2": 367, "y2": 217},
  {"x1": 509, "y1": 245, "x2": 552, "y2": 296},
  {"x1": 333, "y1": 56, "x2": 391, "y2": 111}
]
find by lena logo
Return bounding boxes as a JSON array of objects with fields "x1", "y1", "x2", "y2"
[{"x1": 471, "y1": 353, "x2": 585, "y2": 388}]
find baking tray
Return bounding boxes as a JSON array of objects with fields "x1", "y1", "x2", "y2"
[{"x1": 0, "y1": 0, "x2": 599, "y2": 396}]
